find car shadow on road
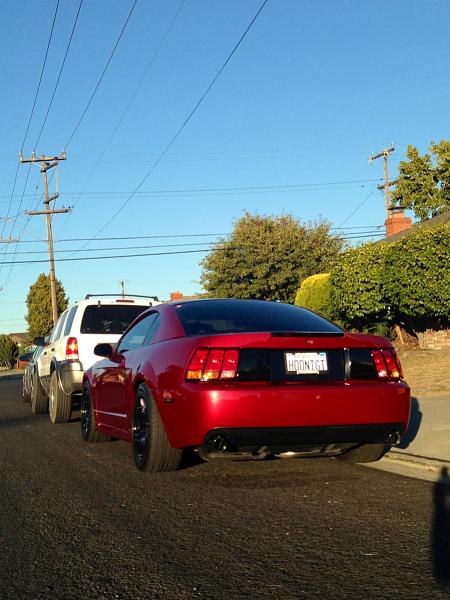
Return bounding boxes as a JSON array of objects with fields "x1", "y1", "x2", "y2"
[
  {"x1": 397, "y1": 396, "x2": 422, "y2": 449},
  {"x1": 432, "y1": 466, "x2": 450, "y2": 588}
]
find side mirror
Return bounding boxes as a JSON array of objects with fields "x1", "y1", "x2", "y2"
[
  {"x1": 94, "y1": 343, "x2": 114, "y2": 358},
  {"x1": 33, "y1": 336, "x2": 45, "y2": 347}
]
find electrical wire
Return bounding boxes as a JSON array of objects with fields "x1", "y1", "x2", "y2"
[
  {"x1": 0, "y1": 178, "x2": 383, "y2": 202},
  {"x1": 33, "y1": 0, "x2": 84, "y2": 151},
  {"x1": 64, "y1": 0, "x2": 138, "y2": 149},
  {"x1": 68, "y1": 0, "x2": 269, "y2": 256},
  {"x1": 0, "y1": 0, "x2": 60, "y2": 242},
  {"x1": 57, "y1": 0, "x2": 187, "y2": 237}
]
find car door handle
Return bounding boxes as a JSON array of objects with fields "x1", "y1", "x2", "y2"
[{"x1": 51, "y1": 347, "x2": 55, "y2": 352}]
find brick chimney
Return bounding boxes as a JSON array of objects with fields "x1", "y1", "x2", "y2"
[
  {"x1": 170, "y1": 291, "x2": 184, "y2": 301},
  {"x1": 385, "y1": 207, "x2": 412, "y2": 237}
]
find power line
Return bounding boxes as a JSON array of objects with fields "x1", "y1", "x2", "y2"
[
  {"x1": 34, "y1": 0, "x2": 84, "y2": 151},
  {"x1": 0, "y1": 0, "x2": 60, "y2": 242},
  {"x1": 0, "y1": 232, "x2": 386, "y2": 266},
  {"x1": 69, "y1": 0, "x2": 269, "y2": 256},
  {"x1": 58, "y1": 0, "x2": 187, "y2": 236},
  {"x1": 336, "y1": 186, "x2": 379, "y2": 228},
  {"x1": 64, "y1": 0, "x2": 138, "y2": 148},
  {"x1": 0, "y1": 229, "x2": 386, "y2": 256},
  {"x1": 0, "y1": 178, "x2": 383, "y2": 202}
]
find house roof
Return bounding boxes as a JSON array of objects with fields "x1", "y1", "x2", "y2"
[{"x1": 9, "y1": 333, "x2": 27, "y2": 344}]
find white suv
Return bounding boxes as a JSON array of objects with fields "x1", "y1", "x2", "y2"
[{"x1": 31, "y1": 294, "x2": 159, "y2": 423}]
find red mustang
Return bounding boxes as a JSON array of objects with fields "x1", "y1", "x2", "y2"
[{"x1": 81, "y1": 299, "x2": 410, "y2": 473}]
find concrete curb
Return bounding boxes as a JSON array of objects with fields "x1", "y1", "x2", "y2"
[
  {"x1": 0, "y1": 372, "x2": 23, "y2": 381},
  {"x1": 386, "y1": 449, "x2": 450, "y2": 471}
]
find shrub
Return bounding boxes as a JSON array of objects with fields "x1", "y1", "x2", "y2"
[
  {"x1": 0, "y1": 335, "x2": 19, "y2": 368},
  {"x1": 330, "y1": 242, "x2": 390, "y2": 329},
  {"x1": 295, "y1": 273, "x2": 332, "y2": 318},
  {"x1": 384, "y1": 225, "x2": 450, "y2": 326}
]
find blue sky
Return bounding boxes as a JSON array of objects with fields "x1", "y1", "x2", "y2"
[{"x1": 0, "y1": 0, "x2": 448, "y2": 334}]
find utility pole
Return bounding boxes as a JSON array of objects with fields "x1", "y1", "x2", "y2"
[
  {"x1": 19, "y1": 151, "x2": 70, "y2": 325},
  {"x1": 368, "y1": 144, "x2": 396, "y2": 219}
]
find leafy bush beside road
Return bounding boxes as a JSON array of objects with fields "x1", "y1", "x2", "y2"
[
  {"x1": 295, "y1": 273, "x2": 333, "y2": 319},
  {"x1": 0, "y1": 334, "x2": 19, "y2": 369},
  {"x1": 330, "y1": 224, "x2": 450, "y2": 332}
]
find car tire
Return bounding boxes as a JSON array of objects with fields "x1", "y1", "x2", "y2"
[
  {"x1": 31, "y1": 372, "x2": 48, "y2": 414},
  {"x1": 132, "y1": 383, "x2": 182, "y2": 473},
  {"x1": 49, "y1": 370, "x2": 72, "y2": 424},
  {"x1": 81, "y1": 382, "x2": 110, "y2": 442},
  {"x1": 336, "y1": 443, "x2": 386, "y2": 464}
]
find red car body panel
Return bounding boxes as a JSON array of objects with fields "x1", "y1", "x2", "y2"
[{"x1": 85, "y1": 303, "x2": 411, "y2": 452}]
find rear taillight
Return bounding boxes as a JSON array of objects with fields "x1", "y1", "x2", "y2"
[
  {"x1": 186, "y1": 348, "x2": 239, "y2": 381},
  {"x1": 66, "y1": 337, "x2": 79, "y2": 360},
  {"x1": 370, "y1": 349, "x2": 402, "y2": 379},
  {"x1": 383, "y1": 349, "x2": 403, "y2": 378}
]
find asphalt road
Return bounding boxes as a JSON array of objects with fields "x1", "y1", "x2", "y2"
[{"x1": 1, "y1": 377, "x2": 449, "y2": 600}]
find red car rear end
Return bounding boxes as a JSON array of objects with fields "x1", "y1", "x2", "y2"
[{"x1": 83, "y1": 299, "x2": 410, "y2": 472}]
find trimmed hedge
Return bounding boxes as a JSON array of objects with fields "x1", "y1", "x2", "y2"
[
  {"x1": 295, "y1": 273, "x2": 332, "y2": 318},
  {"x1": 330, "y1": 224, "x2": 450, "y2": 330}
]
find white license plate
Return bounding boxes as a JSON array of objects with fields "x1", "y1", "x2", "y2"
[{"x1": 285, "y1": 351, "x2": 328, "y2": 375}]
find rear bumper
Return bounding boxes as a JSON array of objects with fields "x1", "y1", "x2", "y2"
[
  {"x1": 202, "y1": 423, "x2": 404, "y2": 455},
  {"x1": 158, "y1": 380, "x2": 411, "y2": 449},
  {"x1": 58, "y1": 360, "x2": 84, "y2": 395}
]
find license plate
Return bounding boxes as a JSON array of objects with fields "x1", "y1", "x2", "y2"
[{"x1": 285, "y1": 351, "x2": 328, "y2": 375}]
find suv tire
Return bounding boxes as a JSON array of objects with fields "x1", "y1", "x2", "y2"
[
  {"x1": 49, "y1": 370, "x2": 72, "y2": 424},
  {"x1": 31, "y1": 372, "x2": 48, "y2": 414},
  {"x1": 132, "y1": 383, "x2": 182, "y2": 473}
]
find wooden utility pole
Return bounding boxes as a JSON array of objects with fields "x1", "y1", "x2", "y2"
[
  {"x1": 19, "y1": 151, "x2": 70, "y2": 325},
  {"x1": 368, "y1": 144, "x2": 396, "y2": 219}
]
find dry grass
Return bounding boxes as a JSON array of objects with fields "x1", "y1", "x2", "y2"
[{"x1": 397, "y1": 348, "x2": 450, "y2": 398}]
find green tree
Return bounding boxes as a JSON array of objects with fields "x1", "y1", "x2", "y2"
[
  {"x1": 330, "y1": 242, "x2": 390, "y2": 330},
  {"x1": 391, "y1": 140, "x2": 450, "y2": 220},
  {"x1": 25, "y1": 273, "x2": 68, "y2": 341},
  {"x1": 384, "y1": 225, "x2": 450, "y2": 326},
  {"x1": 200, "y1": 212, "x2": 344, "y2": 303},
  {"x1": 0, "y1": 334, "x2": 19, "y2": 368}
]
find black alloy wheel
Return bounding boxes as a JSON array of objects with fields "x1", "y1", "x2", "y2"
[
  {"x1": 132, "y1": 388, "x2": 149, "y2": 470},
  {"x1": 81, "y1": 382, "x2": 110, "y2": 443},
  {"x1": 80, "y1": 383, "x2": 91, "y2": 441}
]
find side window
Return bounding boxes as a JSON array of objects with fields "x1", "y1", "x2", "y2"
[
  {"x1": 117, "y1": 313, "x2": 158, "y2": 353},
  {"x1": 63, "y1": 306, "x2": 78, "y2": 336},
  {"x1": 52, "y1": 310, "x2": 68, "y2": 342},
  {"x1": 143, "y1": 314, "x2": 160, "y2": 346},
  {"x1": 49, "y1": 314, "x2": 63, "y2": 343}
]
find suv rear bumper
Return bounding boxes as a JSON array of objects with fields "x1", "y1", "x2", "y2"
[{"x1": 58, "y1": 360, "x2": 84, "y2": 395}]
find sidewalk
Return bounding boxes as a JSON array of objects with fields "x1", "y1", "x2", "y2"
[{"x1": 386, "y1": 393, "x2": 450, "y2": 470}]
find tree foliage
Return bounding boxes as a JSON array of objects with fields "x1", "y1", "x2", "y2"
[
  {"x1": 330, "y1": 225, "x2": 450, "y2": 331},
  {"x1": 295, "y1": 273, "x2": 332, "y2": 318},
  {"x1": 384, "y1": 226, "x2": 450, "y2": 324},
  {"x1": 200, "y1": 213, "x2": 344, "y2": 303},
  {"x1": 25, "y1": 273, "x2": 68, "y2": 341},
  {"x1": 0, "y1": 334, "x2": 19, "y2": 368},
  {"x1": 391, "y1": 140, "x2": 450, "y2": 220},
  {"x1": 330, "y1": 243, "x2": 390, "y2": 329}
]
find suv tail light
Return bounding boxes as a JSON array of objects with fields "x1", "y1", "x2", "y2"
[
  {"x1": 66, "y1": 337, "x2": 79, "y2": 360},
  {"x1": 370, "y1": 349, "x2": 403, "y2": 379},
  {"x1": 186, "y1": 348, "x2": 239, "y2": 381}
]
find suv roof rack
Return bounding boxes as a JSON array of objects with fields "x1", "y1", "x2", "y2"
[{"x1": 84, "y1": 294, "x2": 159, "y2": 301}]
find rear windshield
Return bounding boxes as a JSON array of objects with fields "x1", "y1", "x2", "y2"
[
  {"x1": 175, "y1": 300, "x2": 343, "y2": 336},
  {"x1": 80, "y1": 305, "x2": 148, "y2": 334}
]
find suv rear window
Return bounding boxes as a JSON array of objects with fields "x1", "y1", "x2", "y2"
[
  {"x1": 175, "y1": 300, "x2": 343, "y2": 336},
  {"x1": 80, "y1": 305, "x2": 148, "y2": 334}
]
